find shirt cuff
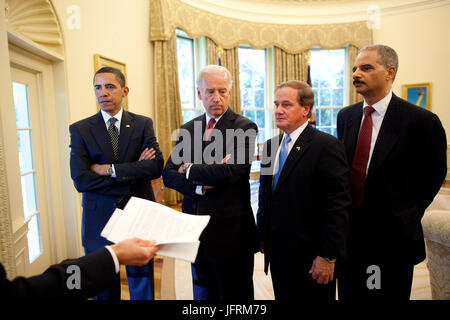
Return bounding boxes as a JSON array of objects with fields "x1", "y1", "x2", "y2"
[
  {"x1": 195, "y1": 185, "x2": 205, "y2": 195},
  {"x1": 111, "y1": 164, "x2": 117, "y2": 178},
  {"x1": 105, "y1": 245, "x2": 120, "y2": 274}
]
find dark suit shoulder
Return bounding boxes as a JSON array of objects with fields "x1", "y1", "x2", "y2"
[
  {"x1": 69, "y1": 113, "x2": 100, "y2": 129},
  {"x1": 232, "y1": 111, "x2": 257, "y2": 129},
  {"x1": 338, "y1": 101, "x2": 363, "y2": 117},
  {"x1": 123, "y1": 110, "x2": 153, "y2": 123}
]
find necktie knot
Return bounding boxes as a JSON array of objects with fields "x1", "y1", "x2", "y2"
[
  {"x1": 284, "y1": 135, "x2": 291, "y2": 145},
  {"x1": 365, "y1": 106, "x2": 375, "y2": 116},
  {"x1": 272, "y1": 134, "x2": 291, "y2": 192},
  {"x1": 204, "y1": 118, "x2": 216, "y2": 141},
  {"x1": 207, "y1": 118, "x2": 216, "y2": 128}
]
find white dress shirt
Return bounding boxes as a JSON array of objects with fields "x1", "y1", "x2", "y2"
[
  {"x1": 105, "y1": 246, "x2": 120, "y2": 273},
  {"x1": 101, "y1": 108, "x2": 124, "y2": 177},
  {"x1": 361, "y1": 91, "x2": 392, "y2": 173},
  {"x1": 273, "y1": 120, "x2": 309, "y2": 178}
]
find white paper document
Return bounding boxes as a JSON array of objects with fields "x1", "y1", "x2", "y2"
[{"x1": 101, "y1": 197, "x2": 210, "y2": 263}]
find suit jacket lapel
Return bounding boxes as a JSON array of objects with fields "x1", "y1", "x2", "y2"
[
  {"x1": 117, "y1": 111, "x2": 135, "y2": 162},
  {"x1": 366, "y1": 94, "x2": 400, "y2": 180},
  {"x1": 343, "y1": 103, "x2": 363, "y2": 162},
  {"x1": 90, "y1": 112, "x2": 116, "y2": 163},
  {"x1": 273, "y1": 124, "x2": 315, "y2": 194}
]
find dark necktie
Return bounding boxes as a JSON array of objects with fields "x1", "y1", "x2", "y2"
[
  {"x1": 108, "y1": 117, "x2": 119, "y2": 161},
  {"x1": 272, "y1": 134, "x2": 291, "y2": 192},
  {"x1": 204, "y1": 118, "x2": 216, "y2": 142},
  {"x1": 350, "y1": 106, "x2": 375, "y2": 208}
]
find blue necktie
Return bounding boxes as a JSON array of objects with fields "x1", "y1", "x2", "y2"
[{"x1": 272, "y1": 134, "x2": 291, "y2": 192}]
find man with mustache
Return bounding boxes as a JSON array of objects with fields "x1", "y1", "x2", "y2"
[
  {"x1": 69, "y1": 67, "x2": 164, "y2": 300},
  {"x1": 257, "y1": 80, "x2": 350, "y2": 300},
  {"x1": 336, "y1": 45, "x2": 447, "y2": 300}
]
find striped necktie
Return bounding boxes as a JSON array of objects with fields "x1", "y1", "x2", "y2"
[
  {"x1": 108, "y1": 117, "x2": 119, "y2": 161},
  {"x1": 350, "y1": 105, "x2": 375, "y2": 207},
  {"x1": 272, "y1": 134, "x2": 291, "y2": 192}
]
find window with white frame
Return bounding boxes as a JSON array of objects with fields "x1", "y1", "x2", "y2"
[
  {"x1": 310, "y1": 48, "x2": 346, "y2": 137},
  {"x1": 238, "y1": 47, "x2": 274, "y2": 146},
  {"x1": 176, "y1": 32, "x2": 202, "y2": 123}
]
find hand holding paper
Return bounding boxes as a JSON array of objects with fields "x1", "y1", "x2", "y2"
[{"x1": 101, "y1": 197, "x2": 210, "y2": 263}]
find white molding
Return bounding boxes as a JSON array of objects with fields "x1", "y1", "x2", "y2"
[{"x1": 181, "y1": 0, "x2": 450, "y2": 24}]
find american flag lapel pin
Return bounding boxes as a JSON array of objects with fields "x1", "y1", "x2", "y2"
[{"x1": 296, "y1": 146, "x2": 301, "y2": 151}]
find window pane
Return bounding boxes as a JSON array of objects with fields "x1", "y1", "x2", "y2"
[
  {"x1": 318, "y1": 108, "x2": 333, "y2": 126},
  {"x1": 241, "y1": 88, "x2": 252, "y2": 109},
  {"x1": 21, "y1": 173, "x2": 38, "y2": 220},
  {"x1": 27, "y1": 214, "x2": 42, "y2": 263},
  {"x1": 332, "y1": 88, "x2": 343, "y2": 106},
  {"x1": 12, "y1": 82, "x2": 30, "y2": 128},
  {"x1": 319, "y1": 89, "x2": 331, "y2": 106},
  {"x1": 176, "y1": 36, "x2": 196, "y2": 117},
  {"x1": 17, "y1": 130, "x2": 34, "y2": 174},
  {"x1": 255, "y1": 110, "x2": 265, "y2": 132},
  {"x1": 310, "y1": 48, "x2": 346, "y2": 137},
  {"x1": 182, "y1": 109, "x2": 202, "y2": 123},
  {"x1": 254, "y1": 89, "x2": 265, "y2": 108},
  {"x1": 238, "y1": 48, "x2": 265, "y2": 109}
]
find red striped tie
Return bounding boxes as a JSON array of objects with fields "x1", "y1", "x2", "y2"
[
  {"x1": 204, "y1": 118, "x2": 216, "y2": 141},
  {"x1": 350, "y1": 106, "x2": 374, "y2": 208}
]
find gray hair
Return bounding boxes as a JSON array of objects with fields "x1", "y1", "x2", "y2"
[
  {"x1": 360, "y1": 44, "x2": 399, "y2": 79},
  {"x1": 196, "y1": 65, "x2": 233, "y2": 90}
]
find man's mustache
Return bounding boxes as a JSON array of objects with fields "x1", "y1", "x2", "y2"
[{"x1": 353, "y1": 79, "x2": 366, "y2": 85}]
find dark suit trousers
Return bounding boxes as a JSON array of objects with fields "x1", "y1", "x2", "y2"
[
  {"x1": 191, "y1": 249, "x2": 255, "y2": 300},
  {"x1": 337, "y1": 259, "x2": 414, "y2": 300},
  {"x1": 269, "y1": 252, "x2": 336, "y2": 301}
]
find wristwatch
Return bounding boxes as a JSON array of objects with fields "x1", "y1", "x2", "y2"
[
  {"x1": 106, "y1": 165, "x2": 114, "y2": 176},
  {"x1": 325, "y1": 258, "x2": 336, "y2": 264},
  {"x1": 180, "y1": 163, "x2": 192, "y2": 175}
]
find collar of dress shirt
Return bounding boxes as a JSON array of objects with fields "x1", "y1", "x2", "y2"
[
  {"x1": 282, "y1": 120, "x2": 309, "y2": 148},
  {"x1": 101, "y1": 108, "x2": 123, "y2": 132},
  {"x1": 363, "y1": 90, "x2": 392, "y2": 117},
  {"x1": 205, "y1": 107, "x2": 227, "y2": 128}
]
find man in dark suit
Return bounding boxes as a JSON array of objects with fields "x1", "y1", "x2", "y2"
[
  {"x1": 257, "y1": 80, "x2": 351, "y2": 300},
  {"x1": 162, "y1": 65, "x2": 259, "y2": 300},
  {"x1": 69, "y1": 67, "x2": 164, "y2": 300},
  {"x1": 336, "y1": 44, "x2": 447, "y2": 300},
  {"x1": 1, "y1": 238, "x2": 159, "y2": 300}
]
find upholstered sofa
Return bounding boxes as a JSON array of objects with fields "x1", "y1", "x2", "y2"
[{"x1": 422, "y1": 190, "x2": 450, "y2": 300}]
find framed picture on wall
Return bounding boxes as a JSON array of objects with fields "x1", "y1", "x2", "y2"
[
  {"x1": 94, "y1": 54, "x2": 128, "y2": 110},
  {"x1": 402, "y1": 83, "x2": 431, "y2": 110}
]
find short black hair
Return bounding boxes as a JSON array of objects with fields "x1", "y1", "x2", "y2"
[{"x1": 94, "y1": 66, "x2": 126, "y2": 87}]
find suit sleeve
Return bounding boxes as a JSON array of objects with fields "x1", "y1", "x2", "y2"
[
  {"x1": 69, "y1": 124, "x2": 129, "y2": 196},
  {"x1": 315, "y1": 138, "x2": 351, "y2": 259},
  {"x1": 256, "y1": 139, "x2": 272, "y2": 241},
  {"x1": 162, "y1": 133, "x2": 198, "y2": 198},
  {"x1": 416, "y1": 113, "x2": 447, "y2": 212},
  {"x1": 187, "y1": 121, "x2": 257, "y2": 186},
  {"x1": 1, "y1": 248, "x2": 116, "y2": 300},
  {"x1": 114, "y1": 117, "x2": 164, "y2": 183}
]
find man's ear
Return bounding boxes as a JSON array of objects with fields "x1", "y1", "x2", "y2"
[
  {"x1": 386, "y1": 66, "x2": 396, "y2": 81},
  {"x1": 123, "y1": 86, "x2": 129, "y2": 97}
]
